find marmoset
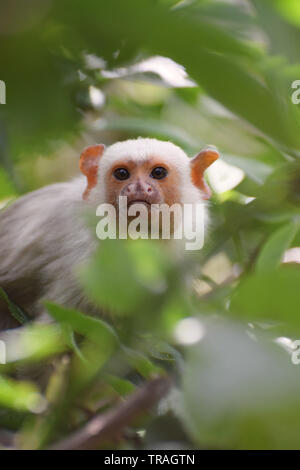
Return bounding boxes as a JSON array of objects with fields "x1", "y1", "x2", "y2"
[{"x1": 0, "y1": 138, "x2": 218, "y2": 329}]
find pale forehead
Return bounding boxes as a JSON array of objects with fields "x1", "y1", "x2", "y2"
[{"x1": 99, "y1": 138, "x2": 190, "y2": 173}]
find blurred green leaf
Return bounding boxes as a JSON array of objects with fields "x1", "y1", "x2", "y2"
[
  {"x1": 122, "y1": 346, "x2": 164, "y2": 379},
  {"x1": 79, "y1": 239, "x2": 169, "y2": 317},
  {"x1": 0, "y1": 375, "x2": 44, "y2": 412},
  {"x1": 223, "y1": 154, "x2": 273, "y2": 185},
  {"x1": 274, "y1": 0, "x2": 300, "y2": 26},
  {"x1": 104, "y1": 374, "x2": 136, "y2": 396},
  {"x1": 95, "y1": 116, "x2": 198, "y2": 153},
  {"x1": 256, "y1": 220, "x2": 300, "y2": 273},
  {"x1": 89, "y1": 0, "x2": 300, "y2": 150},
  {"x1": 45, "y1": 301, "x2": 118, "y2": 345},
  {"x1": 0, "y1": 169, "x2": 16, "y2": 199},
  {"x1": 0, "y1": 324, "x2": 67, "y2": 367},
  {"x1": 181, "y1": 318, "x2": 300, "y2": 449},
  {"x1": 79, "y1": 240, "x2": 148, "y2": 315},
  {"x1": 230, "y1": 265, "x2": 300, "y2": 327}
]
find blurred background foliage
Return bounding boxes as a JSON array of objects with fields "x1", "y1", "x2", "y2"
[{"x1": 0, "y1": 0, "x2": 300, "y2": 450}]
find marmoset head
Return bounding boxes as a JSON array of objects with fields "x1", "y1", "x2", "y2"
[{"x1": 79, "y1": 138, "x2": 219, "y2": 209}]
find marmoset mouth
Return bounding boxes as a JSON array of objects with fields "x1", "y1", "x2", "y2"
[{"x1": 127, "y1": 199, "x2": 152, "y2": 207}]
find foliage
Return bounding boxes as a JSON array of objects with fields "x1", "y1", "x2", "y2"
[{"x1": 0, "y1": 0, "x2": 300, "y2": 449}]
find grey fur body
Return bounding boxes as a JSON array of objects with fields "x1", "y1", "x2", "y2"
[
  {"x1": 0, "y1": 138, "x2": 217, "y2": 330},
  {"x1": 0, "y1": 177, "x2": 98, "y2": 329}
]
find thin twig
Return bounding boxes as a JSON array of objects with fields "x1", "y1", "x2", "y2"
[{"x1": 49, "y1": 376, "x2": 172, "y2": 450}]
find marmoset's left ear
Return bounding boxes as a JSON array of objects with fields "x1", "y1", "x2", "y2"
[
  {"x1": 79, "y1": 144, "x2": 105, "y2": 200},
  {"x1": 190, "y1": 146, "x2": 219, "y2": 199}
]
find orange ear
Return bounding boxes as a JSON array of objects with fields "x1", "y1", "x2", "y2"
[
  {"x1": 79, "y1": 144, "x2": 105, "y2": 200},
  {"x1": 190, "y1": 147, "x2": 219, "y2": 199}
]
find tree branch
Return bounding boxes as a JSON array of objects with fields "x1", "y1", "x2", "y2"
[{"x1": 49, "y1": 375, "x2": 172, "y2": 450}]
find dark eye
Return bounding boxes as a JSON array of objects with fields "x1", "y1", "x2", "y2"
[
  {"x1": 150, "y1": 166, "x2": 168, "y2": 180},
  {"x1": 113, "y1": 168, "x2": 130, "y2": 180}
]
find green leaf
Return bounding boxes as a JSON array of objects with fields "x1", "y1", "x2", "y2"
[
  {"x1": 96, "y1": 116, "x2": 199, "y2": 153},
  {"x1": 0, "y1": 324, "x2": 67, "y2": 366},
  {"x1": 104, "y1": 374, "x2": 136, "y2": 396},
  {"x1": 0, "y1": 169, "x2": 16, "y2": 199},
  {"x1": 45, "y1": 303, "x2": 121, "y2": 400},
  {"x1": 230, "y1": 265, "x2": 300, "y2": 327},
  {"x1": 0, "y1": 375, "x2": 44, "y2": 412},
  {"x1": 0, "y1": 287, "x2": 30, "y2": 325},
  {"x1": 122, "y1": 347, "x2": 163, "y2": 379},
  {"x1": 256, "y1": 220, "x2": 300, "y2": 273},
  {"x1": 45, "y1": 302, "x2": 118, "y2": 346},
  {"x1": 223, "y1": 154, "x2": 273, "y2": 185},
  {"x1": 181, "y1": 318, "x2": 300, "y2": 449},
  {"x1": 79, "y1": 239, "x2": 169, "y2": 317},
  {"x1": 91, "y1": 0, "x2": 300, "y2": 149},
  {"x1": 274, "y1": 0, "x2": 300, "y2": 26}
]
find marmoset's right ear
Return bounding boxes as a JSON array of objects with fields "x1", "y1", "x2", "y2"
[
  {"x1": 190, "y1": 146, "x2": 219, "y2": 199},
  {"x1": 79, "y1": 144, "x2": 105, "y2": 200}
]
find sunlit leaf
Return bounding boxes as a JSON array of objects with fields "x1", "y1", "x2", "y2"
[
  {"x1": 0, "y1": 375, "x2": 45, "y2": 413},
  {"x1": 256, "y1": 220, "x2": 300, "y2": 273}
]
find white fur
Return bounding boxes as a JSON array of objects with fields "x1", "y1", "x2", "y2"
[
  {"x1": 0, "y1": 138, "x2": 209, "y2": 326},
  {"x1": 90, "y1": 138, "x2": 202, "y2": 205}
]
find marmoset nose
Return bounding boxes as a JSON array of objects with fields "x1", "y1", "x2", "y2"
[{"x1": 123, "y1": 180, "x2": 153, "y2": 196}]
